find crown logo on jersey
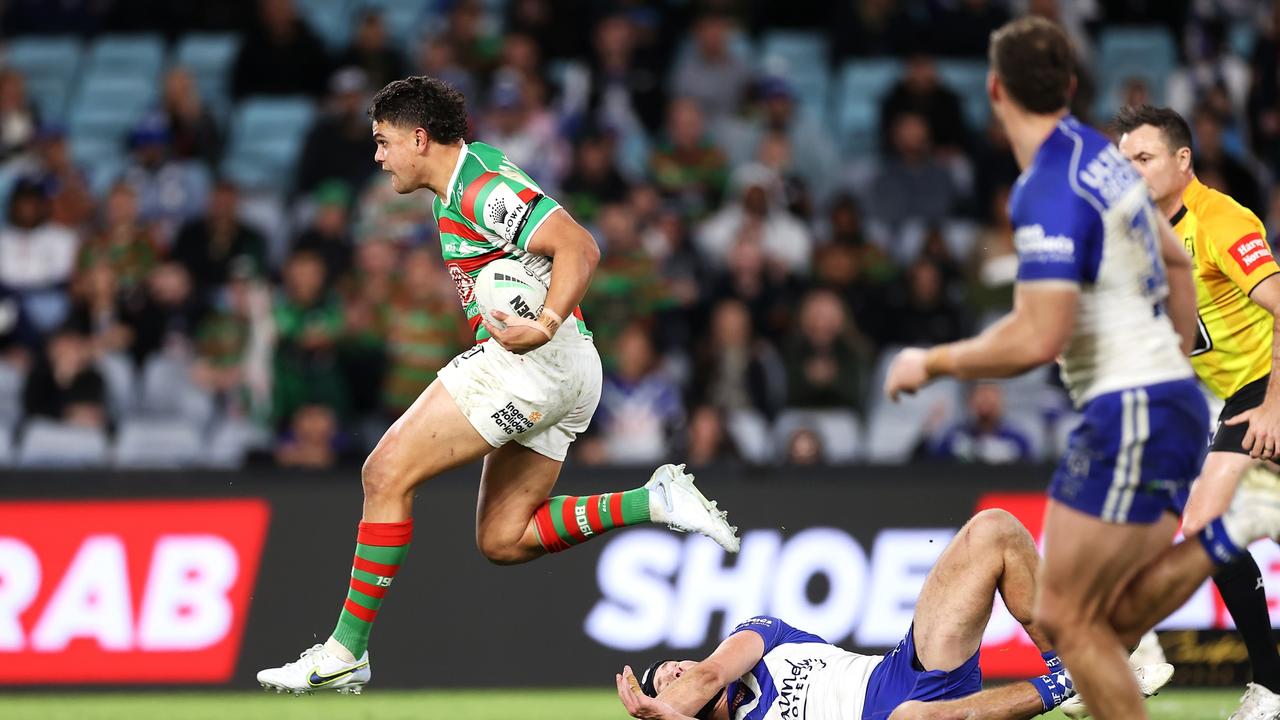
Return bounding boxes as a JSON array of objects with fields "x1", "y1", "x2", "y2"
[{"x1": 486, "y1": 197, "x2": 509, "y2": 226}]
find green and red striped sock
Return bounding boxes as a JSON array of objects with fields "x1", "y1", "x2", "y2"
[
  {"x1": 331, "y1": 519, "x2": 412, "y2": 658},
  {"x1": 533, "y1": 489, "x2": 650, "y2": 553}
]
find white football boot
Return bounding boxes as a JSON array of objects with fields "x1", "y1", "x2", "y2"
[
  {"x1": 257, "y1": 644, "x2": 370, "y2": 695},
  {"x1": 1128, "y1": 631, "x2": 1167, "y2": 669},
  {"x1": 1059, "y1": 663, "x2": 1174, "y2": 719},
  {"x1": 1229, "y1": 683, "x2": 1280, "y2": 720},
  {"x1": 646, "y1": 463, "x2": 740, "y2": 553}
]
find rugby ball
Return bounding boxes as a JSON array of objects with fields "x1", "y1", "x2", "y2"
[{"x1": 474, "y1": 258, "x2": 548, "y2": 330}]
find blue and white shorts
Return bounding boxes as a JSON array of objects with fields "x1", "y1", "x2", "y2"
[{"x1": 1050, "y1": 379, "x2": 1209, "y2": 523}]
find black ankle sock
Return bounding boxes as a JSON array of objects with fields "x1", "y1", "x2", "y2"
[{"x1": 1214, "y1": 553, "x2": 1280, "y2": 693}]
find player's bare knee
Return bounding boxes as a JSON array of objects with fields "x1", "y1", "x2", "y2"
[
  {"x1": 361, "y1": 440, "x2": 406, "y2": 500},
  {"x1": 475, "y1": 532, "x2": 529, "y2": 566},
  {"x1": 966, "y1": 508, "x2": 1023, "y2": 546}
]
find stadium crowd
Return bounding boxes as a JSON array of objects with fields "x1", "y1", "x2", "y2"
[{"x1": 0, "y1": 0, "x2": 1278, "y2": 469}]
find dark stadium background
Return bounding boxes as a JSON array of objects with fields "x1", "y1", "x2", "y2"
[{"x1": 0, "y1": 0, "x2": 1277, "y2": 713}]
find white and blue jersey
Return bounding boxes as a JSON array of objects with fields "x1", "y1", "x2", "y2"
[
  {"x1": 724, "y1": 617, "x2": 981, "y2": 720},
  {"x1": 1013, "y1": 116, "x2": 1209, "y2": 523}
]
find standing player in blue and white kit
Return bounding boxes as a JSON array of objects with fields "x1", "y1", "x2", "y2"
[{"x1": 886, "y1": 17, "x2": 1280, "y2": 720}]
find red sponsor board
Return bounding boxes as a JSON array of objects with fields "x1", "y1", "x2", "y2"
[{"x1": 0, "y1": 499, "x2": 270, "y2": 683}]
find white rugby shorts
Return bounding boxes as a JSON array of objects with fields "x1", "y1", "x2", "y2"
[{"x1": 438, "y1": 328, "x2": 601, "y2": 461}]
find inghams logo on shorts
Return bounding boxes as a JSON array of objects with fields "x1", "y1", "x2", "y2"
[{"x1": 491, "y1": 402, "x2": 535, "y2": 435}]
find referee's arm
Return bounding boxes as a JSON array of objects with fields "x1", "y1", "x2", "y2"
[{"x1": 1227, "y1": 274, "x2": 1280, "y2": 458}]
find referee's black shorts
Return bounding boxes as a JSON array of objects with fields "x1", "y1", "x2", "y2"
[{"x1": 1211, "y1": 375, "x2": 1270, "y2": 454}]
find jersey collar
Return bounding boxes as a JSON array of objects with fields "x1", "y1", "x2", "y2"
[
  {"x1": 1169, "y1": 205, "x2": 1188, "y2": 227},
  {"x1": 1182, "y1": 175, "x2": 1208, "y2": 210},
  {"x1": 441, "y1": 141, "x2": 469, "y2": 205}
]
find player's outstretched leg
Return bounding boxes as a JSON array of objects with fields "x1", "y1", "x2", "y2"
[
  {"x1": 258, "y1": 380, "x2": 496, "y2": 693},
  {"x1": 476, "y1": 443, "x2": 739, "y2": 564}
]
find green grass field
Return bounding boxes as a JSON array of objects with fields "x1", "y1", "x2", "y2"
[{"x1": 0, "y1": 688, "x2": 1250, "y2": 720}]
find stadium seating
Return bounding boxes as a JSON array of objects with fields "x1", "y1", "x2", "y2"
[
  {"x1": 356, "y1": 0, "x2": 437, "y2": 53},
  {"x1": 173, "y1": 33, "x2": 241, "y2": 122},
  {"x1": 296, "y1": 0, "x2": 355, "y2": 50},
  {"x1": 85, "y1": 34, "x2": 165, "y2": 81},
  {"x1": 138, "y1": 354, "x2": 216, "y2": 429},
  {"x1": 0, "y1": 426, "x2": 11, "y2": 466},
  {"x1": 17, "y1": 420, "x2": 110, "y2": 467},
  {"x1": 0, "y1": 362, "x2": 21, "y2": 431},
  {"x1": 113, "y1": 419, "x2": 204, "y2": 468},
  {"x1": 1094, "y1": 26, "x2": 1176, "y2": 119},
  {"x1": 204, "y1": 419, "x2": 270, "y2": 468},
  {"x1": 760, "y1": 32, "x2": 832, "y2": 118},
  {"x1": 936, "y1": 60, "x2": 990, "y2": 130},
  {"x1": 3, "y1": 35, "x2": 82, "y2": 118},
  {"x1": 220, "y1": 96, "x2": 316, "y2": 192},
  {"x1": 774, "y1": 409, "x2": 864, "y2": 463},
  {"x1": 835, "y1": 59, "x2": 902, "y2": 155},
  {"x1": 96, "y1": 352, "x2": 138, "y2": 422}
]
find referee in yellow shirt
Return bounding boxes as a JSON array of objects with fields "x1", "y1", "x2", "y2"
[{"x1": 1117, "y1": 104, "x2": 1280, "y2": 719}]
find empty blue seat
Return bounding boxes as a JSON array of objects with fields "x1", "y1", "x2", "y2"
[
  {"x1": 221, "y1": 96, "x2": 316, "y2": 190},
  {"x1": 296, "y1": 0, "x2": 354, "y2": 50},
  {"x1": 760, "y1": 30, "x2": 828, "y2": 75},
  {"x1": 1094, "y1": 27, "x2": 1175, "y2": 119},
  {"x1": 936, "y1": 59, "x2": 989, "y2": 129},
  {"x1": 834, "y1": 59, "x2": 902, "y2": 155},
  {"x1": 4, "y1": 35, "x2": 82, "y2": 117},
  {"x1": 354, "y1": 0, "x2": 434, "y2": 51},
  {"x1": 86, "y1": 33, "x2": 165, "y2": 81}
]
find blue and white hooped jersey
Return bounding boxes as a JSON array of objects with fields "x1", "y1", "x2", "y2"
[
  {"x1": 1010, "y1": 115, "x2": 1193, "y2": 406},
  {"x1": 725, "y1": 616, "x2": 883, "y2": 720}
]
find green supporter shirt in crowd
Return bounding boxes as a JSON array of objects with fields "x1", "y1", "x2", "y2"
[{"x1": 431, "y1": 141, "x2": 590, "y2": 343}]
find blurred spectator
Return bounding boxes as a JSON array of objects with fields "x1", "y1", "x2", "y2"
[
  {"x1": 590, "y1": 323, "x2": 683, "y2": 464},
  {"x1": 866, "y1": 112, "x2": 958, "y2": 229},
  {"x1": 76, "y1": 181, "x2": 161, "y2": 299},
  {"x1": 232, "y1": 0, "x2": 329, "y2": 98},
  {"x1": 969, "y1": 185, "x2": 1018, "y2": 321},
  {"x1": 1248, "y1": 3, "x2": 1280, "y2": 175},
  {"x1": 1269, "y1": 186, "x2": 1280, "y2": 242},
  {"x1": 935, "y1": 0, "x2": 1010, "y2": 57},
  {"x1": 29, "y1": 125, "x2": 94, "y2": 229},
  {"x1": 697, "y1": 164, "x2": 812, "y2": 275},
  {"x1": 812, "y1": 196, "x2": 897, "y2": 333},
  {"x1": 581, "y1": 203, "x2": 672, "y2": 370},
  {"x1": 296, "y1": 67, "x2": 380, "y2": 197},
  {"x1": 413, "y1": 35, "x2": 478, "y2": 106},
  {"x1": 785, "y1": 427, "x2": 824, "y2": 465},
  {"x1": 585, "y1": 13, "x2": 666, "y2": 136},
  {"x1": 381, "y1": 248, "x2": 468, "y2": 415},
  {"x1": 121, "y1": 114, "x2": 210, "y2": 242},
  {"x1": 1193, "y1": 106, "x2": 1263, "y2": 215},
  {"x1": 0, "y1": 68, "x2": 38, "y2": 163},
  {"x1": 0, "y1": 285, "x2": 39, "y2": 365},
  {"x1": 649, "y1": 98, "x2": 729, "y2": 219},
  {"x1": 1169, "y1": 19, "x2": 1250, "y2": 120},
  {"x1": 162, "y1": 68, "x2": 222, "y2": 167},
  {"x1": 830, "y1": 0, "x2": 922, "y2": 58},
  {"x1": 925, "y1": 382, "x2": 1033, "y2": 463},
  {"x1": 272, "y1": 250, "x2": 348, "y2": 427},
  {"x1": 440, "y1": 0, "x2": 502, "y2": 82},
  {"x1": 879, "y1": 54, "x2": 970, "y2": 156},
  {"x1": 497, "y1": 31, "x2": 545, "y2": 86},
  {"x1": 172, "y1": 180, "x2": 269, "y2": 300},
  {"x1": 475, "y1": 74, "x2": 569, "y2": 191},
  {"x1": 294, "y1": 180, "x2": 354, "y2": 284},
  {"x1": 685, "y1": 405, "x2": 739, "y2": 466},
  {"x1": 275, "y1": 404, "x2": 342, "y2": 468},
  {"x1": 561, "y1": 126, "x2": 631, "y2": 223},
  {"x1": 0, "y1": 178, "x2": 78, "y2": 333},
  {"x1": 22, "y1": 325, "x2": 107, "y2": 429},
  {"x1": 192, "y1": 261, "x2": 274, "y2": 421},
  {"x1": 670, "y1": 11, "x2": 752, "y2": 127},
  {"x1": 689, "y1": 298, "x2": 786, "y2": 419},
  {"x1": 336, "y1": 10, "x2": 407, "y2": 91},
  {"x1": 971, "y1": 118, "x2": 1021, "y2": 220},
  {"x1": 725, "y1": 76, "x2": 837, "y2": 204},
  {"x1": 705, "y1": 235, "x2": 799, "y2": 342},
  {"x1": 755, "y1": 130, "x2": 815, "y2": 221},
  {"x1": 505, "y1": 0, "x2": 588, "y2": 62},
  {"x1": 783, "y1": 289, "x2": 870, "y2": 414},
  {"x1": 67, "y1": 264, "x2": 133, "y2": 357},
  {"x1": 126, "y1": 262, "x2": 205, "y2": 365},
  {"x1": 1, "y1": 0, "x2": 108, "y2": 35},
  {"x1": 880, "y1": 258, "x2": 970, "y2": 346},
  {"x1": 353, "y1": 175, "x2": 436, "y2": 245}
]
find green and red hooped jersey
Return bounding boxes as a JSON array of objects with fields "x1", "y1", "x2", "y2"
[{"x1": 432, "y1": 141, "x2": 589, "y2": 343}]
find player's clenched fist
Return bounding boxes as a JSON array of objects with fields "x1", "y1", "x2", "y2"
[{"x1": 884, "y1": 347, "x2": 931, "y2": 401}]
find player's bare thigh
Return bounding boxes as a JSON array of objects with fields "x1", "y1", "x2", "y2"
[
  {"x1": 474, "y1": 441, "x2": 564, "y2": 564},
  {"x1": 362, "y1": 378, "x2": 496, "y2": 521},
  {"x1": 1036, "y1": 501, "x2": 1177, "y2": 629},
  {"x1": 913, "y1": 509, "x2": 1030, "y2": 672},
  {"x1": 1182, "y1": 451, "x2": 1256, "y2": 535}
]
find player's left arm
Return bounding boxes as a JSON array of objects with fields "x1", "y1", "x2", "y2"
[
  {"x1": 483, "y1": 208, "x2": 600, "y2": 354},
  {"x1": 1225, "y1": 273, "x2": 1280, "y2": 458},
  {"x1": 617, "y1": 632, "x2": 763, "y2": 720}
]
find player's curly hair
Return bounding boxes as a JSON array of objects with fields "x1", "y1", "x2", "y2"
[{"x1": 367, "y1": 75, "x2": 468, "y2": 145}]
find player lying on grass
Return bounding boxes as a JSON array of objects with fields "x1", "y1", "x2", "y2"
[
  {"x1": 616, "y1": 509, "x2": 1173, "y2": 720},
  {"x1": 256, "y1": 76, "x2": 739, "y2": 695}
]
